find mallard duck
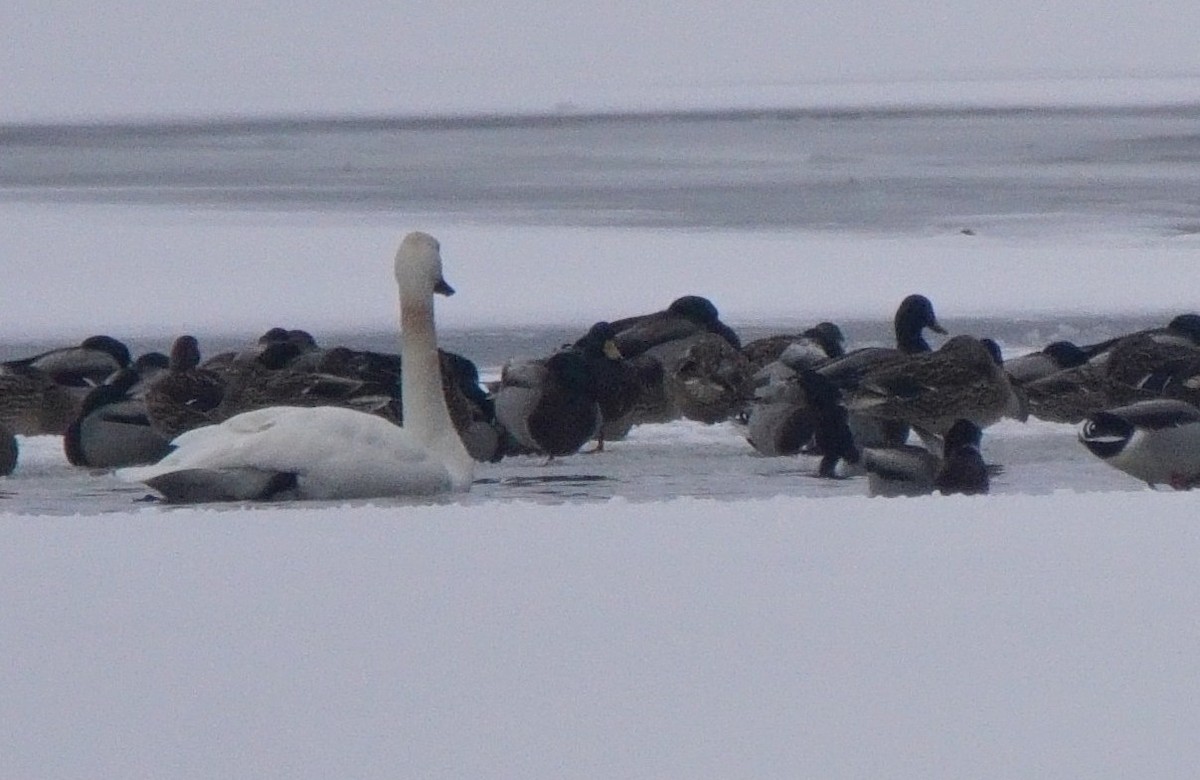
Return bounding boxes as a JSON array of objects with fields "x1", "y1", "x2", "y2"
[
  {"x1": 1079, "y1": 399, "x2": 1200, "y2": 489},
  {"x1": 844, "y1": 335, "x2": 1024, "y2": 438},
  {"x1": 142, "y1": 335, "x2": 227, "y2": 439},
  {"x1": 119, "y1": 231, "x2": 475, "y2": 503},
  {"x1": 568, "y1": 322, "x2": 642, "y2": 451},
  {"x1": 862, "y1": 418, "x2": 993, "y2": 497},
  {"x1": 0, "y1": 366, "x2": 82, "y2": 436},
  {"x1": 493, "y1": 348, "x2": 602, "y2": 458},
  {"x1": 1079, "y1": 313, "x2": 1200, "y2": 357},
  {"x1": 2, "y1": 335, "x2": 131, "y2": 387},
  {"x1": 1023, "y1": 331, "x2": 1200, "y2": 424},
  {"x1": 817, "y1": 294, "x2": 947, "y2": 389},
  {"x1": 64, "y1": 367, "x2": 172, "y2": 469},
  {"x1": 609, "y1": 294, "x2": 741, "y2": 357},
  {"x1": 743, "y1": 368, "x2": 859, "y2": 477},
  {"x1": 1003, "y1": 341, "x2": 1091, "y2": 385},
  {"x1": 742, "y1": 321, "x2": 845, "y2": 373},
  {"x1": 651, "y1": 331, "x2": 753, "y2": 425}
]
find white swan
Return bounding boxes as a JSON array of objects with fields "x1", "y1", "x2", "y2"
[{"x1": 118, "y1": 232, "x2": 475, "y2": 503}]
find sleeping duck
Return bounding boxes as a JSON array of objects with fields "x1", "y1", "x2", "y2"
[
  {"x1": 742, "y1": 321, "x2": 846, "y2": 374},
  {"x1": 64, "y1": 366, "x2": 173, "y2": 469},
  {"x1": 1079, "y1": 399, "x2": 1200, "y2": 490},
  {"x1": 493, "y1": 348, "x2": 602, "y2": 458},
  {"x1": 1, "y1": 335, "x2": 131, "y2": 388},
  {"x1": 609, "y1": 295, "x2": 741, "y2": 357}
]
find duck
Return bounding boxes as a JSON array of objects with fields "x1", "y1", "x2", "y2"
[
  {"x1": 1, "y1": 334, "x2": 131, "y2": 387},
  {"x1": 0, "y1": 365, "x2": 82, "y2": 436},
  {"x1": 568, "y1": 321, "x2": 643, "y2": 451},
  {"x1": 609, "y1": 295, "x2": 741, "y2": 358},
  {"x1": 743, "y1": 367, "x2": 858, "y2": 472},
  {"x1": 1078, "y1": 399, "x2": 1200, "y2": 489},
  {"x1": 798, "y1": 368, "x2": 860, "y2": 477},
  {"x1": 1002, "y1": 340, "x2": 1092, "y2": 386},
  {"x1": 1078, "y1": 313, "x2": 1200, "y2": 358},
  {"x1": 493, "y1": 347, "x2": 602, "y2": 458},
  {"x1": 817, "y1": 294, "x2": 946, "y2": 389},
  {"x1": 742, "y1": 321, "x2": 846, "y2": 374},
  {"x1": 214, "y1": 351, "x2": 401, "y2": 424},
  {"x1": 1022, "y1": 329, "x2": 1200, "y2": 424},
  {"x1": 142, "y1": 335, "x2": 227, "y2": 439},
  {"x1": 810, "y1": 294, "x2": 946, "y2": 448},
  {"x1": 64, "y1": 367, "x2": 172, "y2": 469},
  {"x1": 862, "y1": 418, "x2": 993, "y2": 497},
  {"x1": 654, "y1": 331, "x2": 752, "y2": 425},
  {"x1": 118, "y1": 231, "x2": 475, "y2": 502},
  {"x1": 843, "y1": 335, "x2": 1025, "y2": 439}
]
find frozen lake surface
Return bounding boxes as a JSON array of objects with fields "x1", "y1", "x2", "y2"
[
  {"x1": 3, "y1": 104, "x2": 1200, "y2": 511},
  {"x1": 5, "y1": 97, "x2": 1200, "y2": 778}
]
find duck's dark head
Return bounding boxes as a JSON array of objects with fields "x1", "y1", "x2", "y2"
[
  {"x1": 1042, "y1": 340, "x2": 1089, "y2": 369},
  {"x1": 894, "y1": 294, "x2": 946, "y2": 353},
  {"x1": 573, "y1": 321, "x2": 623, "y2": 360},
  {"x1": 81, "y1": 335, "x2": 132, "y2": 368},
  {"x1": 169, "y1": 335, "x2": 202, "y2": 371},
  {"x1": 133, "y1": 351, "x2": 169, "y2": 374},
  {"x1": 980, "y1": 338, "x2": 1003, "y2": 365},
  {"x1": 804, "y1": 321, "x2": 846, "y2": 358},
  {"x1": 943, "y1": 418, "x2": 983, "y2": 453},
  {"x1": 257, "y1": 341, "x2": 304, "y2": 370},
  {"x1": 258, "y1": 327, "x2": 292, "y2": 345},
  {"x1": 667, "y1": 295, "x2": 720, "y2": 324},
  {"x1": 1167, "y1": 313, "x2": 1200, "y2": 343},
  {"x1": 935, "y1": 444, "x2": 990, "y2": 495},
  {"x1": 1079, "y1": 410, "x2": 1134, "y2": 459}
]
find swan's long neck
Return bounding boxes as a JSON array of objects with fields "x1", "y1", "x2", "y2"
[{"x1": 400, "y1": 296, "x2": 470, "y2": 468}]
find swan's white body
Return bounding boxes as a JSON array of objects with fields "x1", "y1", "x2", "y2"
[{"x1": 119, "y1": 232, "x2": 474, "y2": 502}]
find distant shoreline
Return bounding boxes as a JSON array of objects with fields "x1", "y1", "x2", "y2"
[{"x1": 5, "y1": 75, "x2": 1200, "y2": 133}]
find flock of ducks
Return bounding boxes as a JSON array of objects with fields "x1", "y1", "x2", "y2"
[{"x1": 3, "y1": 231, "x2": 1200, "y2": 503}]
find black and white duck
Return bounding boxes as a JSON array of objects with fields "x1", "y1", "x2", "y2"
[{"x1": 1079, "y1": 399, "x2": 1200, "y2": 490}]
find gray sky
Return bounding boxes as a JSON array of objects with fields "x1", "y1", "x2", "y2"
[{"x1": 4, "y1": 0, "x2": 1200, "y2": 122}]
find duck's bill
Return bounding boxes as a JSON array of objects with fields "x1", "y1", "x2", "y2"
[{"x1": 435, "y1": 278, "x2": 456, "y2": 296}]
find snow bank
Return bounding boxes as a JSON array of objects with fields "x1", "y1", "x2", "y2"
[{"x1": 3, "y1": 492, "x2": 1198, "y2": 778}]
